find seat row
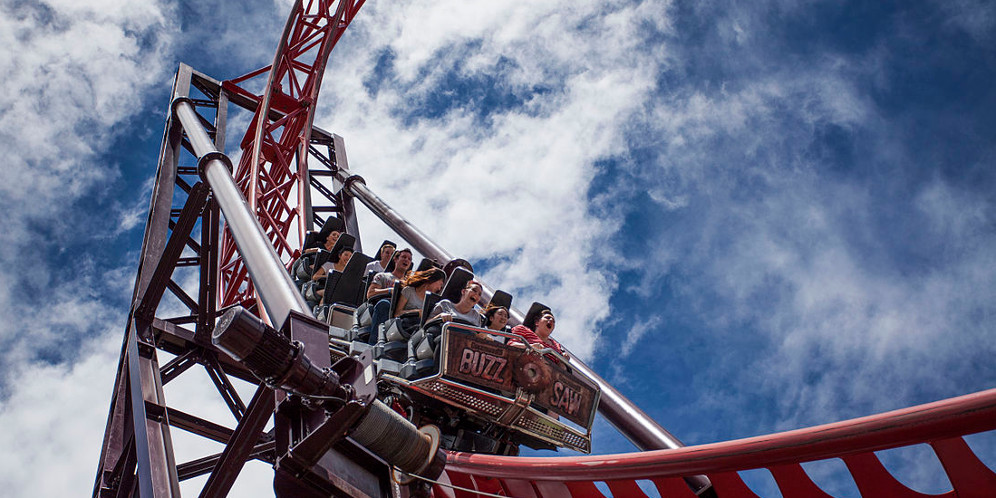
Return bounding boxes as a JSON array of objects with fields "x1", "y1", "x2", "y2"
[{"x1": 289, "y1": 224, "x2": 516, "y2": 380}]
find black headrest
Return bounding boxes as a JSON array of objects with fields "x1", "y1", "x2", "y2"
[
  {"x1": 522, "y1": 302, "x2": 552, "y2": 331},
  {"x1": 440, "y1": 267, "x2": 474, "y2": 303},
  {"x1": 420, "y1": 292, "x2": 444, "y2": 328},
  {"x1": 328, "y1": 233, "x2": 356, "y2": 257},
  {"x1": 442, "y1": 258, "x2": 474, "y2": 277},
  {"x1": 374, "y1": 240, "x2": 397, "y2": 259},
  {"x1": 303, "y1": 231, "x2": 323, "y2": 250},
  {"x1": 317, "y1": 216, "x2": 346, "y2": 240},
  {"x1": 311, "y1": 234, "x2": 356, "y2": 276},
  {"x1": 325, "y1": 251, "x2": 373, "y2": 306},
  {"x1": 488, "y1": 290, "x2": 513, "y2": 310},
  {"x1": 331, "y1": 242, "x2": 354, "y2": 262},
  {"x1": 388, "y1": 280, "x2": 404, "y2": 314},
  {"x1": 415, "y1": 257, "x2": 441, "y2": 272},
  {"x1": 313, "y1": 249, "x2": 333, "y2": 274}
]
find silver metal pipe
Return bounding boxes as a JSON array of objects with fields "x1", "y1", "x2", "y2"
[
  {"x1": 173, "y1": 98, "x2": 310, "y2": 327},
  {"x1": 174, "y1": 100, "x2": 449, "y2": 485},
  {"x1": 339, "y1": 175, "x2": 454, "y2": 266},
  {"x1": 334, "y1": 173, "x2": 512, "y2": 305}
]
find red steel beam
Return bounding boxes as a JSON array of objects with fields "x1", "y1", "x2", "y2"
[
  {"x1": 441, "y1": 389, "x2": 996, "y2": 496},
  {"x1": 218, "y1": 0, "x2": 365, "y2": 312}
]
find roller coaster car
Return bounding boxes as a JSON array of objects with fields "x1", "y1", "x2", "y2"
[{"x1": 332, "y1": 320, "x2": 599, "y2": 454}]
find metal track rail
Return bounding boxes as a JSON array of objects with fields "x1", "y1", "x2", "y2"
[{"x1": 440, "y1": 388, "x2": 996, "y2": 496}]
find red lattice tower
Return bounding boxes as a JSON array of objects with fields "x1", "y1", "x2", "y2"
[{"x1": 218, "y1": 0, "x2": 365, "y2": 311}]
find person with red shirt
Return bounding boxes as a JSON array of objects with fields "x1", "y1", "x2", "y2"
[{"x1": 509, "y1": 302, "x2": 566, "y2": 357}]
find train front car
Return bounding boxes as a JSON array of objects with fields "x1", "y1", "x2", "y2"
[{"x1": 329, "y1": 311, "x2": 600, "y2": 455}]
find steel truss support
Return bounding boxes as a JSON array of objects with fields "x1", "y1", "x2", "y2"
[
  {"x1": 93, "y1": 65, "x2": 273, "y2": 498},
  {"x1": 94, "y1": 58, "x2": 370, "y2": 496},
  {"x1": 95, "y1": 57, "x2": 706, "y2": 497},
  {"x1": 95, "y1": 3, "x2": 700, "y2": 496}
]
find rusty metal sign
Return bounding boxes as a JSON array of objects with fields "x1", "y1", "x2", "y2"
[{"x1": 441, "y1": 324, "x2": 599, "y2": 428}]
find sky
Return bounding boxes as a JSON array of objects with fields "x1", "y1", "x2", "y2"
[{"x1": 0, "y1": 0, "x2": 994, "y2": 496}]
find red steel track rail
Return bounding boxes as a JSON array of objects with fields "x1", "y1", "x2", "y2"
[
  {"x1": 218, "y1": 0, "x2": 365, "y2": 311},
  {"x1": 438, "y1": 389, "x2": 996, "y2": 497}
]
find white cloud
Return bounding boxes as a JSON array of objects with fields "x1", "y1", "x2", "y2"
[
  {"x1": 635, "y1": 67, "x2": 996, "y2": 434},
  {"x1": 0, "y1": 1, "x2": 177, "y2": 496},
  {"x1": 110, "y1": 175, "x2": 157, "y2": 236},
  {"x1": 644, "y1": 162, "x2": 996, "y2": 432},
  {"x1": 933, "y1": 0, "x2": 995, "y2": 43},
  {"x1": 565, "y1": 0, "x2": 996, "y2": 450},
  {"x1": 0, "y1": 330, "x2": 119, "y2": 496},
  {"x1": 0, "y1": 0, "x2": 174, "y2": 368},
  {"x1": 620, "y1": 316, "x2": 664, "y2": 359},
  {"x1": 0, "y1": 328, "x2": 275, "y2": 497}
]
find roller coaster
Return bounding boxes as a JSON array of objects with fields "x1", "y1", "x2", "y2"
[{"x1": 93, "y1": 1, "x2": 996, "y2": 496}]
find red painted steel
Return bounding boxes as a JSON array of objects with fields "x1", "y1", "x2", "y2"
[
  {"x1": 436, "y1": 389, "x2": 996, "y2": 496},
  {"x1": 217, "y1": 0, "x2": 365, "y2": 311}
]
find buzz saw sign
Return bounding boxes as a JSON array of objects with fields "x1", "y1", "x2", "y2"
[{"x1": 441, "y1": 324, "x2": 599, "y2": 429}]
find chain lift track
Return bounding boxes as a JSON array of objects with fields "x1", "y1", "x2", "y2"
[{"x1": 94, "y1": 1, "x2": 996, "y2": 497}]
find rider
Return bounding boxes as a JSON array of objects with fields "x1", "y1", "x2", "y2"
[
  {"x1": 428, "y1": 280, "x2": 484, "y2": 326},
  {"x1": 508, "y1": 302, "x2": 566, "y2": 357},
  {"x1": 365, "y1": 248, "x2": 413, "y2": 345}
]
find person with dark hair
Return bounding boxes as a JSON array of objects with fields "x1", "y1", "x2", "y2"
[
  {"x1": 428, "y1": 280, "x2": 484, "y2": 326},
  {"x1": 331, "y1": 245, "x2": 353, "y2": 272},
  {"x1": 312, "y1": 244, "x2": 353, "y2": 282},
  {"x1": 472, "y1": 303, "x2": 511, "y2": 342},
  {"x1": 394, "y1": 268, "x2": 445, "y2": 317},
  {"x1": 364, "y1": 240, "x2": 396, "y2": 275},
  {"x1": 366, "y1": 248, "x2": 413, "y2": 300},
  {"x1": 482, "y1": 304, "x2": 510, "y2": 333},
  {"x1": 365, "y1": 248, "x2": 413, "y2": 345},
  {"x1": 303, "y1": 218, "x2": 345, "y2": 255},
  {"x1": 323, "y1": 230, "x2": 341, "y2": 252},
  {"x1": 508, "y1": 302, "x2": 566, "y2": 357}
]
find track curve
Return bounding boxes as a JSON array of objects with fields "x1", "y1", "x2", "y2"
[{"x1": 433, "y1": 389, "x2": 996, "y2": 497}]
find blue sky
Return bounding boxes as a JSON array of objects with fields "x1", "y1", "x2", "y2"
[{"x1": 0, "y1": 0, "x2": 994, "y2": 496}]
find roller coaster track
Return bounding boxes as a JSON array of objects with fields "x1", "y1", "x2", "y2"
[
  {"x1": 437, "y1": 389, "x2": 996, "y2": 497},
  {"x1": 94, "y1": 1, "x2": 996, "y2": 496}
]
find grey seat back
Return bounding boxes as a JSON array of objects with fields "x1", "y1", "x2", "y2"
[
  {"x1": 440, "y1": 267, "x2": 474, "y2": 303},
  {"x1": 420, "y1": 292, "x2": 443, "y2": 328}
]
